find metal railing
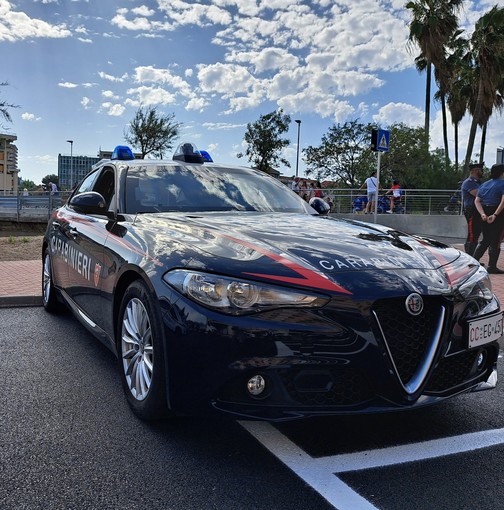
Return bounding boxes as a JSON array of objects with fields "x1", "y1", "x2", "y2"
[
  {"x1": 0, "y1": 191, "x2": 71, "y2": 221},
  {"x1": 0, "y1": 188, "x2": 463, "y2": 222},
  {"x1": 321, "y1": 188, "x2": 463, "y2": 215}
]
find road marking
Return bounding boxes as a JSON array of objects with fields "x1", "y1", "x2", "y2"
[{"x1": 240, "y1": 421, "x2": 504, "y2": 510}]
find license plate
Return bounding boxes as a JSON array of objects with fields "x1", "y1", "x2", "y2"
[{"x1": 467, "y1": 311, "x2": 504, "y2": 348}]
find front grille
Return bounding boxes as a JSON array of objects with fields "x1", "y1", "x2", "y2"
[
  {"x1": 280, "y1": 368, "x2": 373, "y2": 406},
  {"x1": 425, "y1": 350, "x2": 479, "y2": 392},
  {"x1": 373, "y1": 296, "x2": 444, "y2": 385}
]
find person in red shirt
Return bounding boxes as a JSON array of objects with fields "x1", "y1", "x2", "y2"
[{"x1": 386, "y1": 180, "x2": 401, "y2": 213}]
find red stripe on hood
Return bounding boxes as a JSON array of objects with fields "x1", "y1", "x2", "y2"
[{"x1": 221, "y1": 234, "x2": 352, "y2": 295}]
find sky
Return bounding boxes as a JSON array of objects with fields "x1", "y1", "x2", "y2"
[{"x1": 1, "y1": 0, "x2": 504, "y2": 185}]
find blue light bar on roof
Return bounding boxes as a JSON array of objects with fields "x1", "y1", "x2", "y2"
[
  {"x1": 199, "y1": 150, "x2": 213, "y2": 162},
  {"x1": 111, "y1": 145, "x2": 135, "y2": 160},
  {"x1": 173, "y1": 142, "x2": 205, "y2": 164}
]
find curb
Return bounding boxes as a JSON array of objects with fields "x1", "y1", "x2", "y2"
[{"x1": 0, "y1": 295, "x2": 42, "y2": 308}]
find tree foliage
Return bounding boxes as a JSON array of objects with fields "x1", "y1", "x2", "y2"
[
  {"x1": 124, "y1": 106, "x2": 181, "y2": 158},
  {"x1": 42, "y1": 174, "x2": 59, "y2": 187},
  {"x1": 21, "y1": 179, "x2": 36, "y2": 190},
  {"x1": 303, "y1": 120, "x2": 376, "y2": 187},
  {"x1": 237, "y1": 109, "x2": 291, "y2": 173},
  {"x1": 0, "y1": 82, "x2": 18, "y2": 129},
  {"x1": 303, "y1": 120, "x2": 460, "y2": 190}
]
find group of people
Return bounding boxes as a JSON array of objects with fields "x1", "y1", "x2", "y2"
[
  {"x1": 291, "y1": 177, "x2": 325, "y2": 202},
  {"x1": 462, "y1": 162, "x2": 504, "y2": 274},
  {"x1": 361, "y1": 171, "x2": 401, "y2": 214}
]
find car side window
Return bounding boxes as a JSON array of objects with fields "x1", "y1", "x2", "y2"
[
  {"x1": 74, "y1": 170, "x2": 99, "y2": 195},
  {"x1": 93, "y1": 167, "x2": 115, "y2": 209}
]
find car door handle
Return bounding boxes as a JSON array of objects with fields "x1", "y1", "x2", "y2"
[
  {"x1": 69, "y1": 227, "x2": 79, "y2": 238},
  {"x1": 51, "y1": 221, "x2": 60, "y2": 229}
]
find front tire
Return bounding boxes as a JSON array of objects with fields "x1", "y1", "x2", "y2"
[{"x1": 117, "y1": 280, "x2": 170, "y2": 420}]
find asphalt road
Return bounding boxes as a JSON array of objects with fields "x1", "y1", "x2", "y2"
[{"x1": 2, "y1": 307, "x2": 504, "y2": 510}]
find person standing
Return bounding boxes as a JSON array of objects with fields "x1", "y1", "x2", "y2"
[
  {"x1": 461, "y1": 163, "x2": 484, "y2": 256},
  {"x1": 473, "y1": 164, "x2": 504, "y2": 274},
  {"x1": 385, "y1": 179, "x2": 401, "y2": 213},
  {"x1": 361, "y1": 171, "x2": 378, "y2": 214}
]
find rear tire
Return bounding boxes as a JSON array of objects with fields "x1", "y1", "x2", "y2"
[
  {"x1": 117, "y1": 280, "x2": 171, "y2": 420},
  {"x1": 42, "y1": 248, "x2": 61, "y2": 313}
]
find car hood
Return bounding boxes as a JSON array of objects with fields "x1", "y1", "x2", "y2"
[
  {"x1": 130, "y1": 212, "x2": 476, "y2": 297},
  {"x1": 134, "y1": 212, "x2": 463, "y2": 273}
]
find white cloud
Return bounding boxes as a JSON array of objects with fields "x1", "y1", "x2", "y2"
[
  {"x1": 21, "y1": 112, "x2": 41, "y2": 122},
  {"x1": 81, "y1": 96, "x2": 92, "y2": 108},
  {"x1": 101, "y1": 103, "x2": 125, "y2": 116},
  {"x1": 125, "y1": 86, "x2": 177, "y2": 106},
  {"x1": 58, "y1": 82, "x2": 78, "y2": 88},
  {"x1": 98, "y1": 71, "x2": 127, "y2": 82},
  {"x1": 372, "y1": 102, "x2": 424, "y2": 127},
  {"x1": 0, "y1": 1, "x2": 71, "y2": 42}
]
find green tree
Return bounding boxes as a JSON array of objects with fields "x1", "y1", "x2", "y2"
[
  {"x1": 20, "y1": 179, "x2": 36, "y2": 190},
  {"x1": 445, "y1": 31, "x2": 472, "y2": 170},
  {"x1": 237, "y1": 109, "x2": 291, "y2": 173},
  {"x1": 406, "y1": 0, "x2": 463, "y2": 143},
  {"x1": 464, "y1": 7, "x2": 504, "y2": 169},
  {"x1": 303, "y1": 120, "x2": 376, "y2": 187},
  {"x1": 124, "y1": 106, "x2": 181, "y2": 159}
]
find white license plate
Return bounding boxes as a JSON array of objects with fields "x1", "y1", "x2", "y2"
[{"x1": 467, "y1": 311, "x2": 504, "y2": 348}]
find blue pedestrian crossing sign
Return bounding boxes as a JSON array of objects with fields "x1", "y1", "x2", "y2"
[{"x1": 371, "y1": 129, "x2": 390, "y2": 152}]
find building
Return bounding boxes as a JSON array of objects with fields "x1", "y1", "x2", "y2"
[
  {"x1": 0, "y1": 133, "x2": 19, "y2": 194},
  {"x1": 58, "y1": 153, "x2": 101, "y2": 190},
  {"x1": 58, "y1": 149, "x2": 143, "y2": 190}
]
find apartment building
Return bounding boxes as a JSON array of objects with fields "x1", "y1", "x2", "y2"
[{"x1": 0, "y1": 133, "x2": 18, "y2": 194}]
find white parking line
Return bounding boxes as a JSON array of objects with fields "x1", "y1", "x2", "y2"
[{"x1": 240, "y1": 421, "x2": 504, "y2": 510}]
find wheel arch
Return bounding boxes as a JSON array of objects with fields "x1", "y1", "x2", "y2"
[{"x1": 111, "y1": 267, "x2": 158, "y2": 345}]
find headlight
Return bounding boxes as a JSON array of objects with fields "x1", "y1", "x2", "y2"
[
  {"x1": 455, "y1": 266, "x2": 494, "y2": 302},
  {"x1": 164, "y1": 270, "x2": 329, "y2": 315}
]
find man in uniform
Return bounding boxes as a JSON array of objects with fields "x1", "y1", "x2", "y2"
[{"x1": 461, "y1": 162, "x2": 484, "y2": 257}]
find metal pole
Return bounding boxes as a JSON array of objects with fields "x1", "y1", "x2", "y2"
[
  {"x1": 295, "y1": 119, "x2": 301, "y2": 178},
  {"x1": 66, "y1": 140, "x2": 73, "y2": 189},
  {"x1": 373, "y1": 151, "x2": 381, "y2": 223}
]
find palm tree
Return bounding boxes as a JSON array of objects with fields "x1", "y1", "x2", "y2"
[
  {"x1": 444, "y1": 31, "x2": 472, "y2": 170},
  {"x1": 464, "y1": 7, "x2": 504, "y2": 169},
  {"x1": 406, "y1": 0, "x2": 463, "y2": 143}
]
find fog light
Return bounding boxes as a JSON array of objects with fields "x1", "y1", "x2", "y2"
[
  {"x1": 477, "y1": 351, "x2": 486, "y2": 368},
  {"x1": 247, "y1": 375, "x2": 266, "y2": 396}
]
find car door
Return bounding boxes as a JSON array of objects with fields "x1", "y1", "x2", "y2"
[{"x1": 64, "y1": 166, "x2": 116, "y2": 324}]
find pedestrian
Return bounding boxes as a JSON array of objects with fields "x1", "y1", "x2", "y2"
[
  {"x1": 461, "y1": 163, "x2": 484, "y2": 256},
  {"x1": 314, "y1": 180, "x2": 324, "y2": 198},
  {"x1": 472, "y1": 163, "x2": 504, "y2": 274},
  {"x1": 291, "y1": 177, "x2": 300, "y2": 194},
  {"x1": 385, "y1": 179, "x2": 401, "y2": 213},
  {"x1": 361, "y1": 171, "x2": 378, "y2": 214}
]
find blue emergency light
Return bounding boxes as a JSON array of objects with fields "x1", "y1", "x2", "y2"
[
  {"x1": 111, "y1": 145, "x2": 135, "y2": 160},
  {"x1": 173, "y1": 142, "x2": 205, "y2": 164}
]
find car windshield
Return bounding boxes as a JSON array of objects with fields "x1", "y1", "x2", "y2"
[{"x1": 124, "y1": 164, "x2": 311, "y2": 214}]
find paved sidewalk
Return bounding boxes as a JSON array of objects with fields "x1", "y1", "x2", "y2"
[{"x1": 0, "y1": 250, "x2": 504, "y2": 307}]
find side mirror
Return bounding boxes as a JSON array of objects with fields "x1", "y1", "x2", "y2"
[{"x1": 69, "y1": 191, "x2": 107, "y2": 215}]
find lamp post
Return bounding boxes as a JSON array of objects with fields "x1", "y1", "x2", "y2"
[
  {"x1": 295, "y1": 119, "x2": 301, "y2": 178},
  {"x1": 66, "y1": 140, "x2": 73, "y2": 190}
]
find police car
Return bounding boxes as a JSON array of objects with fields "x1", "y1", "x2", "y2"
[{"x1": 42, "y1": 143, "x2": 502, "y2": 421}]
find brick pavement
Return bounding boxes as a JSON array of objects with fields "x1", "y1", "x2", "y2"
[{"x1": 0, "y1": 250, "x2": 503, "y2": 307}]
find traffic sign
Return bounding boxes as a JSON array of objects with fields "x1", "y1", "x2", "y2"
[{"x1": 371, "y1": 129, "x2": 390, "y2": 152}]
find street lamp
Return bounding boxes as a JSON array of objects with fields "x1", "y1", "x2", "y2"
[
  {"x1": 66, "y1": 140, "x2": 73, "y2": 189},
  {"x1": 294, "y1": 119, "x2": 301, "y2": 178}
]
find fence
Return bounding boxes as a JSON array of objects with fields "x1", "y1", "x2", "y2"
[
  {"x1": 0, "y1": 188, "x2": 463, "y2": 222},
  {"x1": 323, "y1": 188, "x2": 462, "y2": 215},
  {"x1": 0, "y1": 191, "x2": 71, "y2": 221}
]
